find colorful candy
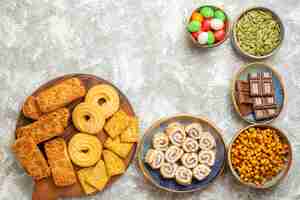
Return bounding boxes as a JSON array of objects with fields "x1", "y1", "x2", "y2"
[
  {"x1": 214, "y1": 10, "x2": 226, "y2": 21},
  {"x1": 214, "y1": 29, "x2": 226, "y2": 41},
  {"x1": 207, "y1": 31, "x2": 215, "y2": 45},
  {"x1": 187, "y1": 20, "x2": 201, "y2": 32},
  {"x1": 200, "y1": 6, "x2": 214, "y2": 18},
  {"x1": 198, "y1": 32, "x2": 208, "y2": 45},
  {"x1": 191, "y1": 32, "x2": 200, "y2": 40},
  {"x1": 188, "y1": 6, "x2": 228, "y2": 46},
  {"x1": 210, "y1": 18, "x2": 224, "y2": 30},
  {"x1": 191, "y1": 12, "x2": 204, "y2": 22}
]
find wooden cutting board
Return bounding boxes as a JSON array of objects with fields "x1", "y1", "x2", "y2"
[{"x1": 15, "y1": 74, "x2": 137, "y2": 200}]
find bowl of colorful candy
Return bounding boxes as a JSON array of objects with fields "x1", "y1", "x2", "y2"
[
  {"x1": 228, "y1": 124, "x2": 292, "y2": 189},
  {"x1": 187, "y1": 5, "x2": 230, "y2": 48}
]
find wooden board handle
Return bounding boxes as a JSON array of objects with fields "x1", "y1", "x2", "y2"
[{"x1": 32, "y1": 180, "x2": 59, "y2": 200}]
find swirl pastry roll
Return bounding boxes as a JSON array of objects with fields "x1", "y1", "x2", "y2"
[
  {"x1": 175, "y1": 166, "x2": 193, "y2": 185},
  {"x1": 193, "y1": 164, "x2": 211, "y2": 181},
  {"x1": 160, "y1": 162, "x2": 178, "y2": 179},
  {"x1": 145, "y1": 149, "x2": 164, "y2": 169},
  {"x1": 182, "y1": 137, "x2": 199, "y2": 153},
  {"x1": 198, "y1": 150, "x2": 216, "y2": 166},
  {"x1": 181, "y1": 153, "x2": 198, "y2": 169},
  {"x1": 199, "y1": 132, "x2": 216, "y2": 150},
  {"x1": 152, "y1": 132, "x2": 169, "y2": 151},
  {"x1": 185, "y1": 123, "x2": 203, "y2": 139},
  {"x1": 165, "y1": 145, "x2": 184, "y2": 163},
  {"x1": 72, "y1": 103, "x2": 105, "y2": 134},
  {"x1": 166, "y1": 124, "x2": 186, "y2": 147}
]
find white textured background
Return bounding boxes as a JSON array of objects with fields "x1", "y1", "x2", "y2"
[{"x1": 0, "y1": 0, "x2": 300, "y2": 199}]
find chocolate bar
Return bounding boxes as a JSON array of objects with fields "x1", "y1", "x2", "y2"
[
  {"x1": 249, "y1": 80, "x2": 261, "y2": 97},
  {"x1": 236, "y1": 80, "x2": 250, "y2": 92},
  {"x1": 254, "y1": 108, "x2": 278, "y2": 121},
  {"x1": 238, "y1": 91, "x2": 252, "y2": 104},
  {"x1": 239, "y1": 104, "x2": 253, "y2": 117},
  {"x1": 262, "y1": 79, "x2": 274, "y2": 96},
  {"x1": 262, "y1": 72, "x2": 272, "y2": 79},
  {"x1": 253, "y1": 97, "x2": 277, "y2": 109}
]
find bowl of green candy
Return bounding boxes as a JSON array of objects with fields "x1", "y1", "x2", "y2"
[{"x1": 232, "y1": 7, "x2": 284, "y2": 59}]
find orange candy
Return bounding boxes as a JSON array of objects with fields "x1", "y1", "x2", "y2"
[{"x1": 191, "y1": 12, "x2": 203, "y2": 22}]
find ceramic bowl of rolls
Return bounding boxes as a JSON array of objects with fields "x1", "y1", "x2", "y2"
[
  {"x1": 138, "y1": 114, "x2": 226, "y2": 192},
  {"x1": 228, "y1": 124, "x2": 292, "y2": 189}
]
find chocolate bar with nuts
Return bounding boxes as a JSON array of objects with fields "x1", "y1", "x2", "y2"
[
  {"x1": 262, "y1": 79, "x2": 274, "y2": 96},
  {"x1": 237, "y1": 91, "x2": 253, "y2": 104},
  {"x1": 236, "y1": 80, "x2": 250, "y2": 92},
  {"x1": 253, "y1": 96, "x2": 277, "y2": 109},
  {"x1": 249, "y1": 79, "x2": 262, "y2": 97},
  {"x1": 254, "y1": 108, "x2": 278, "y2": 121}
]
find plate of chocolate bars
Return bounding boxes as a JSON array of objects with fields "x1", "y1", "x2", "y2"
[{"x1": 232, "y1": 62, "x2": 286, "y2": 124}]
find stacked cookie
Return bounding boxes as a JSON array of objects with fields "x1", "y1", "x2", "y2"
[
  {"x1": 145, "y1": 122, "x2": 216, "y2": 185},
  {"x1": 70, "y1": 84, "x2": 139, "y2": 194}
]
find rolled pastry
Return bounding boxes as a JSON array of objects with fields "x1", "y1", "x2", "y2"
[
  {"x1": 198, "y1": 150, "x2": 216, "y2": 166},
  {"x1": 182, "y1": 137, "x2": 199, "y2": 153},
  {"x1": 145, "y1": 149, "x2": 164, "y2": 169},
  {"x1": 198, "y1": 132, "x2": 216, "y2": 150},
  {"x1": 181, "y1": 153, "x2": 198, "y2": 169},
  {"x1": 193, "y1": 164, "x2": 211, "y2": 181},
  {"x1": 165, "y1": 145, "x2": 184, "y2": 163},
  {"x1": 185, "y1": 123, "x2": 203, "y2": 139},
  {"x1": 175, "y1": 166, "x2": 193, "y2": 185},
  {"x1": 165, "y1": 124, "x2": 186, "y2": 147},
  {"x1": 160, "y1": 162, "x2": 178, "y2": 179},
  {"x1": 152, "y1": 132, "x2": 169, "y2": 151}
]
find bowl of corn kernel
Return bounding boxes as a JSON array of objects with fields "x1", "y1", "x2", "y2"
[{"x1": 228, "y1": 124, "x2": 292, "y2": 189}]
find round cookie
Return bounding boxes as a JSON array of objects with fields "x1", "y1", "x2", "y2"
[
  {"x1": 72, "y1": 102, "x2": 105, "y2": 134},
  {"x1": 68, "y1": 133, "x2": 102, "y2": 167},
  {"x1": 85, "y1": 84, "x2": 120, "y2": 119}
]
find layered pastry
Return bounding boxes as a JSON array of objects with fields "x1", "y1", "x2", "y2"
[
  {"x1": 182, "y1": 137, "x2": 199, "y2": 153},
  {"x1": 144, "y1": 121, "x2": 217, "y2": 186},
  {"x1": 193, "y1": 164, "x2": 211, "y2": 181},
  {"x1": 160, "y1": 163, "x2": 178, "y2": 179},
  {"x1": 185, "y1": 123, "x2": 203, "y2": 139},
  {"x1": 12, "y1": 136, "x2": 50, "y2": 180},
  {"x1": 120, "y1": 117, "x2": 139, "y2": 143},
  {"x1": 104, "y1": 109, "x2": 131, "y2": 139},
  {"x1": 104, "y1": 137, "x2": 133, "y2": 158},
  {"x1": 45, "y1": 138, "x2": 76, "y2": 186},
  {"x1": 198, "y1": 150, "x2": 216, "y2": 166},
  {"x1": 181, "y1": 153, "x2": 198, "y2": 169},
  {"x1": 145, "y1": 149, "x2": 165, "y2": 169},
  {"x1": 198, "y1": 132, "x2": 216, "y2": 150},
  {"x1": 165, "y1": 124, "x2": 186, "y2": 146},
  {"x1": 165, "y1": 145, "x2": 184, "y2": 163},
  {"x1": 103, "y1": 150, "x2": 126, "y2": 177},
  {"x1": 175, "y1": 166, "x2": 193, "y2": 185},
  {"x1": 16, "y1": 108, "x2": 69, "y2": 143},
  {"x1": 152, "y1": 132, "x2": 169, "y2": 151}
]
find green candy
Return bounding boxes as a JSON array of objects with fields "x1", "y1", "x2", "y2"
[
  {"x1": 207, "y1": 31, "x2": 215, "y2": 45},
  {"x1": 200, "y1": 6, "x2": 214, "y2": 18},
  {"x1": 214, "y1": 10, "x2": 226, "y2": 21},
  {"x1": 187, "y1": 20, "x2": 200, "y2": 32}
]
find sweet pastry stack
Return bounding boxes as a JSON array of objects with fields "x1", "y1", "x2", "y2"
[
  {"x1": 236, "y1": 72, "x2": 278, "y2": 120},
  {"x1": 145, "y1": 122, "x2": 216, "y2": 185},
  {"x1": 12, "y1": 77, "x2": 139, "y2": 195}
]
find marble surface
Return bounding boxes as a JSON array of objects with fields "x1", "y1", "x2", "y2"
[{"x1": 0, "y1": 0, "x2": 300, "y2": 199}]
